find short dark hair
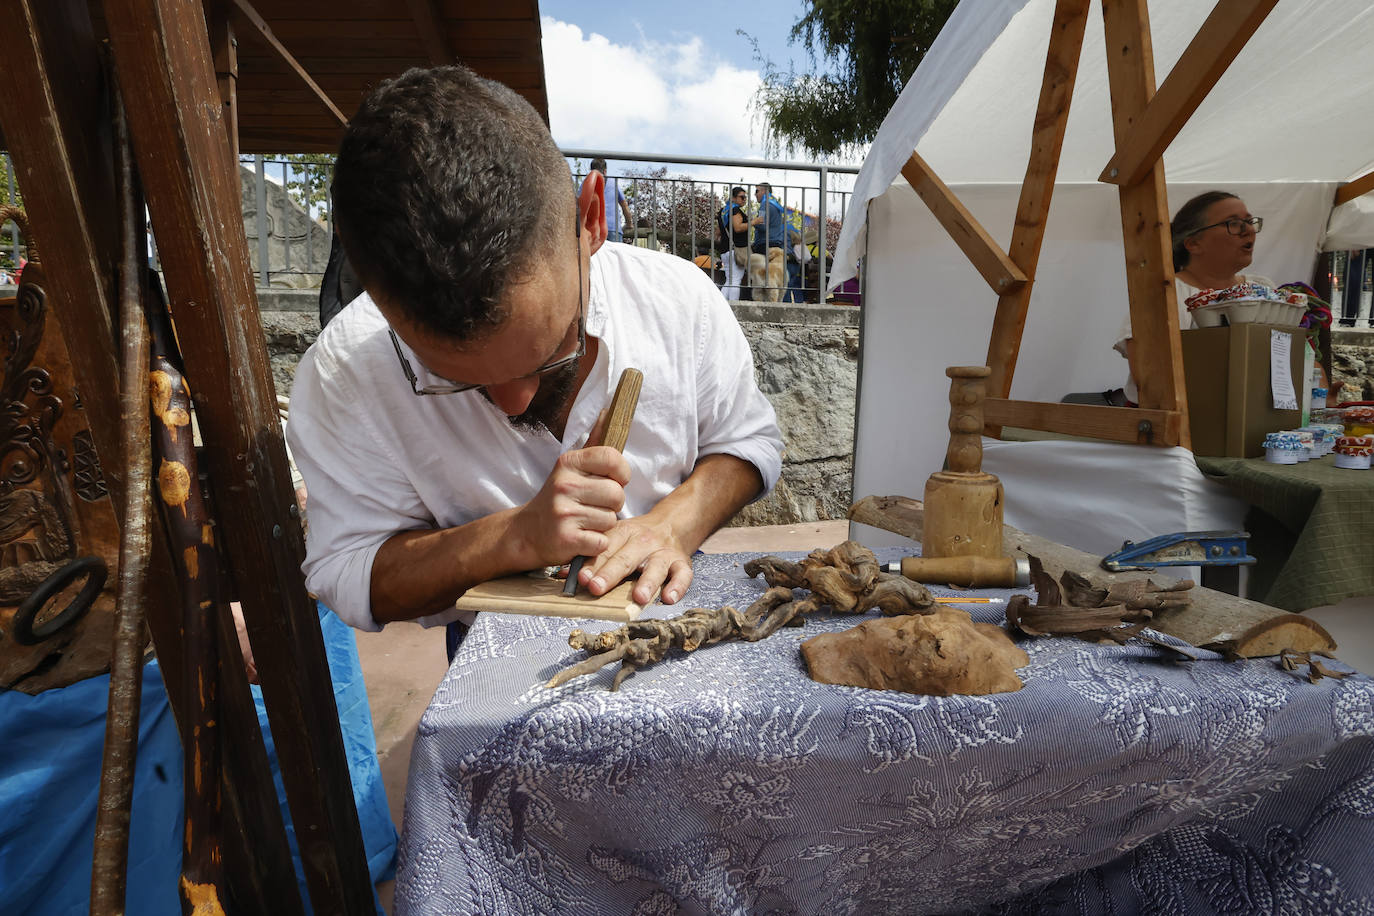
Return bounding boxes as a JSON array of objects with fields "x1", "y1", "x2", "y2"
[
  {"x1": 730, "y1": 186, "x2": 746, "y2": 200},
  {"x1": 756, "y1": 182, "x2": 772, "y2": 194},
  {"x1": 1170, "y1": 190, "x2": 1238, "y2": 271},
  {"x1": 590, "y1": 157, "x2": 608, "y2": 174},
  {"x1": 331, "y1": 65, "x2": 573, "y2": 340}
]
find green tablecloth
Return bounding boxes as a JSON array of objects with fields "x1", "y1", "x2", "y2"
[{"x1": 1195, "y1": 455, "x2": 1374, "y2": 611}]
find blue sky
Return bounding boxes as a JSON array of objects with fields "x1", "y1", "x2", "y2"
[{"x1": 539, "y1": 1, "x2": 860, "y2": 167}]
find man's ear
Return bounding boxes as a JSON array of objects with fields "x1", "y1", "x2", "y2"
[{"x1": 577, "y1": 171, "x2": 608, "y2": 255}]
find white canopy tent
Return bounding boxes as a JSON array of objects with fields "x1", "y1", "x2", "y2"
[{"x1": 837, "y1": 0, "x2": 1374, "y2": 556}]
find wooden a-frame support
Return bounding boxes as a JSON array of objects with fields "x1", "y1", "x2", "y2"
[
  {"x1": 903, "y1": 0, "x2": 1281, "y2": 448},
  {"x1": 0, "y1": 0, "x2": 374, "y2": 911}
]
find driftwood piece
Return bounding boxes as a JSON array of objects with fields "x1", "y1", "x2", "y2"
[
  {"x1": 551, "y1": 543, "x2": 936, "y2": 690},
  {"x1": 850, "y1": 495, "x2": 1336, "y2": 658},
  {"x1": 801, "y1": 608, "x2": 1028, "y2": 695}
]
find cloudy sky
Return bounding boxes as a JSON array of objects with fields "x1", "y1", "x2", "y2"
[{"x1": 539, "y1": 0, "x2": 865, "y2": 173}]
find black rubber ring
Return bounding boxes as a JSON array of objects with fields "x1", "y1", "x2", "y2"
[{"x1": 11, "y1": 555, "x2": 108, "y2": 646}]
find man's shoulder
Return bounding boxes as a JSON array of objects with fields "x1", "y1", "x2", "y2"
[
  {"x1": 302, "y1": 293, "x2": 393, "y2": 377},
  {"x1": 596, "y1": 241, "x2": 716, "y2": 293}
]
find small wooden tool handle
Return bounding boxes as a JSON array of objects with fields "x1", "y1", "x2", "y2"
[
  {"x1": 600, "y1": 368, "x2": 643, "y2": 452},
  {"x1": 944, "y1": 365, "x2": 990, "y2": 475}
]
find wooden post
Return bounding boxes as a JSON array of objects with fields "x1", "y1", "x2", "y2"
[
  {"x1": 0, "y1": 0, "x2": 126, "y2": 517},
  {"x1": 101, "y1": 0, "x2": 374, "y2": 910},
  {"x1": 1101, "y1": 0, "x2": 1190, "y2": 447},
  {"x1": 209, "y1": 2, "x2": 240, "y2": 162},
  {"x1": 1099, "y1": 0, "x2": 1279, "y2": 187},
  {"x1": 985, "y1": 0, "x2": 1091, "y2": 425}
]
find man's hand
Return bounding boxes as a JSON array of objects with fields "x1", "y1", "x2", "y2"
[
  {"x1": 579, "y1": 514, "x2": 694, "y2": 606},
  {"x1": 513, "y1": 445, "x2": 630, "y2": 569}
]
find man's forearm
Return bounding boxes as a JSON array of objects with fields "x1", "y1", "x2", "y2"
[
  {"x1": 643, "y1": 453, "x2": 764, "y2": 554},
  {"x1": 369, "y1": 507, "x2": 533, "y2": 624}
]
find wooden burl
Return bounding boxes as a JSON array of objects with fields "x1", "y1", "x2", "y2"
[{"x1": 922, "y1": 366, "x2": 1005, "y2": 559}]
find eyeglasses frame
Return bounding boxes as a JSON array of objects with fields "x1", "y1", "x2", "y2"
[{"x1": 1187, "y1": 215, "x2": 1263, "y2": 239}]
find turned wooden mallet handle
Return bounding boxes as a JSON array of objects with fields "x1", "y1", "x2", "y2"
[
  {"x1": 564, "y1": 368, "x2": 643, "y2": 596},
  {"x1": 944, "y1": 365, "x2": 990, "y2": 475}
]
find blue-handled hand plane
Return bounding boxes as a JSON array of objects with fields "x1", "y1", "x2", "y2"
[{"x1": 1101, "y1": 530, "x2": 1255, "y2": 572}]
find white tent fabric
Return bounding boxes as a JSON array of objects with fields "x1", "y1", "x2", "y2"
[
  {"x1": 841, "y1": 0, "x2": 1374, "y2": 559},
  {"x1": 833, "y1": 0, "x2": 1374, "y2": 288}
]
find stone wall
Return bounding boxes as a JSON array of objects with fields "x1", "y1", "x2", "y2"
[
  {"x1": 1331, "y1": 327, "x2": 1374, "y2": 402},
  {"x1": 258, "y1": 293, "x2": 862, "y2": 526}
]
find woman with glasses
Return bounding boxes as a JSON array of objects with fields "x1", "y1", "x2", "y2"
[{"x1": 1112, "y1": 191, "x2": 1266, "y2": 407}]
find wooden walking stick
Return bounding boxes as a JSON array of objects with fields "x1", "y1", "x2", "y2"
[{"x1": 91, "y1": 83, "x2": 155, "y2": 916}]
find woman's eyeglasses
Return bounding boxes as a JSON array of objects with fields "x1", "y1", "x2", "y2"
[{"x1": 1190, "y1": 216, "x2": 1263, "y2": 237}]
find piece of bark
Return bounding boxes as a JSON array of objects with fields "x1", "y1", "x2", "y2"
[{"x1": 801, "y1": 606, "x2": 1028, "y2": 696}]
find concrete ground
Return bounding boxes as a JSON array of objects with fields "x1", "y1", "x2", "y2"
[{"x1": 357, "y1": 520, "x2": 1374, "y2": 912}]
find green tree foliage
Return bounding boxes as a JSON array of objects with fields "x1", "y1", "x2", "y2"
[{"x1": 754, "y1": 0, "x2": 959, "y2": 158}]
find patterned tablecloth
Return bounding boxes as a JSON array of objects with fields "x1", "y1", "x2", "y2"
[
  {"x1": 1194, "y1": 455, "x2": 1374, "y2": 611},
  {"x1": 395, "y1": 550, "x2": 1374, "y2": 915}
]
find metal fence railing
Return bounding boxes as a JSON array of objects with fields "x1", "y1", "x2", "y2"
[
  {"x1": 564, "y1": 149, "x2": 860, "y2": 305},
  {"x1": 1331, "y1": 248, "x2": 1374, "y2": 327}
]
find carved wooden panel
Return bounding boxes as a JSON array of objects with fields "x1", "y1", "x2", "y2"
[{"x1": 0, "y1": 261, "x2": 126, "y2": 693}]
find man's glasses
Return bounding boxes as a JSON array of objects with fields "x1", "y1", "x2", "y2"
[
  {"x1": 1190, "y1": 216, "x2": 1263, "y2": 237},
  {"x1": 390, "y1": 234, "x2": 585, "y2": 396}
]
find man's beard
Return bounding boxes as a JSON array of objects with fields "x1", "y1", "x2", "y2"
[{"x1": 484, "y1": 358, "x2": 581, "y2": 434}]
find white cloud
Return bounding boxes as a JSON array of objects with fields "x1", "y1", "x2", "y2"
[{"x1": 542, "y1": 17, "x2": 762, "y2": 160}]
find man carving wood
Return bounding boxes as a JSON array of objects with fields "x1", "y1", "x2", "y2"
[{"x1": 287, "y1": 66, "x2": 783, "y2": 639}]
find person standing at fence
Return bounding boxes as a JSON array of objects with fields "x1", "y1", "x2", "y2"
[
  {"x1": 717, "y1": 186, "x2": 749, "y2": 300},
  {"x1": 749, "y1": 183, "x2": 786, "y2": 302},
  {"x1": 591, "y1": 157, "x2": 633, "y2": 243}
]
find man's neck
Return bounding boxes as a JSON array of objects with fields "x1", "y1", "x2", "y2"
[{"x1": 548, "y1": 335, "x2": 599, "y2": 441}]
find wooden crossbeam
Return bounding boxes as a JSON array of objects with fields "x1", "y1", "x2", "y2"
[
  {"x1": 900, "y1": 150, "x2": 1028, "y2": 295},
  {"x1": 1099, "y1": 0, "x2": 1277, "y2": 186},
  {"x1": 1101, "y1": 0, "x2": 1190, "y2": 448},
  {"x1": 230, "y1": 0, "x2": 348, "y2": 126},
  {"x1": 1334, "y1": 168, "x2": 1374, "y2": 207},
  {"x1": 986, "y1": 0, "x2": 1091, "y2": 417},
  {"x1": 406, "y1": 0, "x2": 455, "y2": 65},
  {"x1": 984, "y1": 398, "x2": 1182, "y2": 446}
]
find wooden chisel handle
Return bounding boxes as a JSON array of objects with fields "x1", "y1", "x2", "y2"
[{"x1": 564, "y1": 368, "x2": 643, "y2": 596}]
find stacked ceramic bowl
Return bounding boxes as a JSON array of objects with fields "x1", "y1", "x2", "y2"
[
  {"x1": 1187, "y1": 283, "x2": 1307, "y2": 328},
  {"x1": 1263, "y1": 431, "x2": 1305, "y2": 464}
]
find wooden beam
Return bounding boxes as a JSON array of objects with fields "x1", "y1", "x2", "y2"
[
  {"x1": 209, "y1": 3, "x2": 240, "y2": 161},
  {"x1": 1334, "y1": 168, "x2": 1374, "y2": 207},
  {"x1": 985, "y1": 0, "x2": 1091, "y2": 414},
  {"x1": 900, "y1": 150, "x2": 1028, "y2": 295},
  {"x1": 230, "y1": 0, "x2": 348, "y2": 126},
  {"x1": 1101, "y1": 0, "x2": 1190, "y2": 447},
  {"x1": 1099, "y1": 0, "x2": 1277, "y2": 186},
  {"x1": 406, "y1": 0, "x2": 455, "y2": 64},
  {"x1": 984, "y1": 397, "x2": 1182, "y2": 446},
  {"x1": 101, "y1": 0, "x2": 373, "y2": 911},
  {"x1": 848, "y1": 495, "x2": 1337, "y2": 658}
]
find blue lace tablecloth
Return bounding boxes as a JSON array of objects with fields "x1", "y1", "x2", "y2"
[{"x1": 395, "y1": 550, "x2": 1374, "y2": 915}]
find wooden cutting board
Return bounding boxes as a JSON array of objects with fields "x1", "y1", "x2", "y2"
[{"x1": 454, "y1": 573, "x2": 653, "y2": 622}]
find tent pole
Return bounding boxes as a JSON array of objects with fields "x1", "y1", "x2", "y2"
[
  {"x1": 1101, "y1": 0, "x2": 1190, "y2": 447},
  {"x1": 984, "y1": 0, "x2": 1091, "y2": 432}
]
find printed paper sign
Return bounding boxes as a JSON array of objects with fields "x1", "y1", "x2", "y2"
[{"x1": 1271, "y1": 330, "x2": 1297, "y2": 410}]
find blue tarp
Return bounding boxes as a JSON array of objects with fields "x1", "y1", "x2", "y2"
[{"x1": 0, "y1": 603, "x2": 397, "y2": 914}]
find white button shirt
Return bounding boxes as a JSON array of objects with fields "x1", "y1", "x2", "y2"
[{"x1": 287, "y1": 243, "x2": 784, "y2": 630}]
